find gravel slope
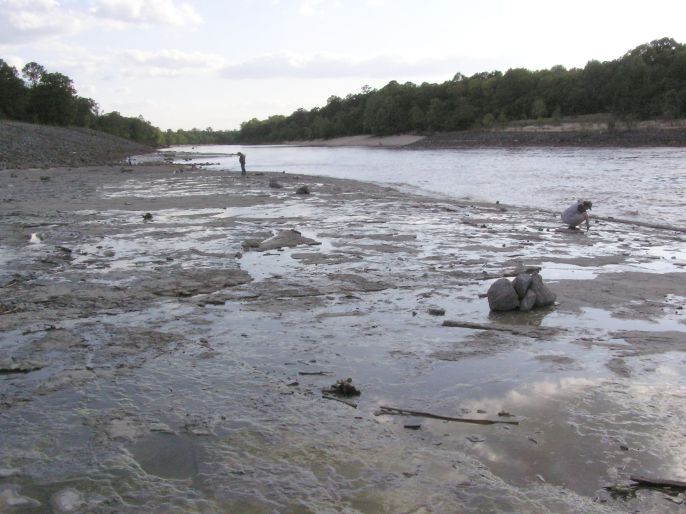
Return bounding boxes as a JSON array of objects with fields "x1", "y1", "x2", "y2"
[{"x1": 0, "y1": 120, "x2": 155, "y2": 169}]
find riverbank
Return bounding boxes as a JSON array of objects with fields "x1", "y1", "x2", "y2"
[
  {"x1": 294, "y1": 118, "x2": 686, "y2": 149},
  {"x1": 408, "y1": 126, "x2": 686, "y2": 149},
  {"x1": 0, "y1": 121, "x2": 154, "y2": 169},
  {"x1": 1, "y1": 161, "x2": 685, "y2": 512}
]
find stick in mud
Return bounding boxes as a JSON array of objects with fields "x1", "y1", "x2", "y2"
[
  {"x1": 441, "y1": 320, "x2": 559, "y2": 338},
  {"x1": 298, "y1": 371, "x2": 333, "y2": 376},
  {"x1": 630, "y1": 475, "x2": 686, "y2": 489},
  {"x1": 322, "y1": 394, "x2": 358, "y2": 409},
  {"x1": 377, "y1": 406, "x2": 520, "y2": 425}
]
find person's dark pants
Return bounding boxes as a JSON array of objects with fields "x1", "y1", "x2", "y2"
[{"x1": 240, "y1": 162, "x2": 246, "y2": 174}]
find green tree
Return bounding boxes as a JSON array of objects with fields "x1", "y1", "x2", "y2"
[
  {"x1": 21, "y1": 62, "x2": 46, "y2": 86},
  {"x1": 26, "y1": 72, "x2": 77, "y2": 125},
  {"x1": 0, "y1": 59, "x2": 27, "y2": 119}
]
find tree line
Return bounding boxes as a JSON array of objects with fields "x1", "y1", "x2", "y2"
[
  {"x1": 2, "y1": 38, "x2": 685, "y2": 146},
  {"x1": 0, "y1": 60, "x2": 238, "y2": 146},
  {"x1": 236, "y1": 38, "x2": 686, "y2": 143}
]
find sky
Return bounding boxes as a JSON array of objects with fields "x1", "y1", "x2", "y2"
[{"x1": 1, "y1": 0, "x2": 685, "y2": 131}]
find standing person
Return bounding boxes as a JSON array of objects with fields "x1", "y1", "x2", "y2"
[
  {"x1": 561, "y1": 199, "x2": 592, "y2": 231},
  {"x1": 237, "y1": 152, "x2": 246, "y2": 175}
]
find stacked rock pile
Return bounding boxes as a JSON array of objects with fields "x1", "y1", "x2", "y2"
[{"x1": 487, "y1": 272, "x2": 556, "y2": 312}]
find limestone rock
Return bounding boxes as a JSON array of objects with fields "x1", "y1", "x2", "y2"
[
  {"x1": 519, "y1": 289, "x2": 537, "y2": 312},
  {"x1": 530, "y1": 274, "x2": 556, "y2": 307},
  {"x1": 512, "y1": 272, "x2": 533, "y2": 299},
  {"x1": 487, "y1": 278, "x2": 520, "y2": 311},
  {"x1": 255, "y1": 229, "x2": 320, "y2": 252}
]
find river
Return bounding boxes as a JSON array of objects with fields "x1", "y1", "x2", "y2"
[{"x1": 161, "y1": 144, "x2": 686, "y2": 227}]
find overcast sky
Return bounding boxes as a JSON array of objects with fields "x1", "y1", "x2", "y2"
[{"x1": 2, "y1": 0, "x2": 685, "y2": 131}]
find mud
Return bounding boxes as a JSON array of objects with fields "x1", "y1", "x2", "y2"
[{"x1": 0, "y1": 162, "x2": 685, "y2": 512}]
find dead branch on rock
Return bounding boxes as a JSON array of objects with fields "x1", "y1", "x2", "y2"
[{"x1": 377, "y1": 406, "x2": 519, "y2": 425}]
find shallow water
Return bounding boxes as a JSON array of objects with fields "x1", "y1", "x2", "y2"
[
  {"x1": 159, "y1": 144, "x2": 686, "y2": 226},
  {"x1": 1, "y1": 165, "x2": 685, "y2": 512}
]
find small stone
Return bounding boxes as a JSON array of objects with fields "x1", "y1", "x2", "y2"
[
  {"x1": 50, "y1": 488, "x2": 85, "y2": 513},
  {"x1": 486, "y1": 278, "x2": 519, "y2": 311},
  {"x1": 519, "y1": 289, "x2": 537, "y2": 312},
  {"x1": 530, "y1": 273, "x2": 556, "y2": 307},
  {"x1": 512, "y1": 273, "x2": 533, "y2": 299}
]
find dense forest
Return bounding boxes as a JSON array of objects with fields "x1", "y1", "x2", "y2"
[
  {"x1": 0, "y1": 59, "x2": 237, "y2": 146},
  {"x1": 1, "y1": 37, "x2": 685, "y2": 146}
]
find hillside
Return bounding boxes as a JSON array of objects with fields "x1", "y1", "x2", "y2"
[{"x1": 0, "y1": 121, "x2": 154, "y2": 169}]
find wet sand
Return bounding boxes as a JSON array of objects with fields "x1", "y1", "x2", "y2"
[{"x1": 1, "y1": 163, "x2": 685, "y2": 512}]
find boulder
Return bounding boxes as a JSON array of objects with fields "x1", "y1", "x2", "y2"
[
  {"x1": 487, "y1": 278, "x2": 520, "y2": 311},
  {"x1": 512, "y1": 272, "x2": 533, "y2": 299},
  {"x1": 530, "y1": 274, "x2": 556, "y2": 307},
  {"x1": 296, "y1": 185, "x2": 310, "y2": 195},
  {"x1": 519, "y1": 289, "x2": 537, "y2": 312},
  {"x1": 269, "y1": 179, "x2": 283, "y2": 188}
]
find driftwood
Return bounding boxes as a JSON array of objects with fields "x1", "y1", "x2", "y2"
[
  {"x1": 599, "y1": 216, "x2": 686, "y2": 234},
  {"x1": 377, "y1": 406, "x2": 519, "y2": 425},
  {"x1": 441, "y1": 320, "x2": 557, "y2": 338},
  {"x1": 322, "y1": 394, "x2": 358, "y2": 409},
  {"x1": 630, "y1": 475, "x2": 686, "y2": 488},
  {"x1": 298, "y1": 371, "x2": 332, "y2": 376}
]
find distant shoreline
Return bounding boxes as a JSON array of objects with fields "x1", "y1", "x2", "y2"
[{"x1": 291, "y1": 124, "x2": 686, "y2": 150}]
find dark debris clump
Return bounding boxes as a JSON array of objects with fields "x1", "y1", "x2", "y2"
[{"x1": 323, "y1": 377, "x2": 361, "y2": 397}]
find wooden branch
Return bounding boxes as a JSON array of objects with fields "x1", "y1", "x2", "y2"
[
  {"x1": 378, "y1": 406, "x2": 519, "y2": 425},
  {"x1": 298, "y1": 371, "x2": 332, "y2": 376},
  {"x1": 442, "y1": 320, "x2": 552, "y2": 338},
  {"x1": 630, "y1": 475, "x2": 686, "y2": 488},
  {"x1": 322, "y1": 394, "x2": 358, "y2": 409}
]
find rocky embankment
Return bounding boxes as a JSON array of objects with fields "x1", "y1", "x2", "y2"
[
  {"x1": 408, "y1": 126, "x2": 686, "y2": 149},
  {"x1": 0, "y1": 121, "x2": 154, "y2": 169}
]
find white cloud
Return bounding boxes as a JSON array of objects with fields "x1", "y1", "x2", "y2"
[
  {"x1": 89, "y1": 0, "x2": 202, "y2": 27},
  {"x1": 0, "y1": 0, "x2": 84, "y2": 44},
  {"x1": 0, "y1": 0, "x2": 202, "y2": 46},
  {"x1": 117, "y1": 49, "x2": 223, "y2": 77},
  {"x1": 221, "y1": 52, "x2": 464, "y2": 80},
  {"x1": 299, "y1": 0, "x2": 324, "y2": 16}
]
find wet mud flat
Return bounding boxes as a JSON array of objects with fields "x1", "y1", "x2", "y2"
[{"x1": 1, "y1": 163, "x2": 685, "y2": 513}]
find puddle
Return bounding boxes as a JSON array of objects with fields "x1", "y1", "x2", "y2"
[
  {"x1": 539, "y1": 262, "x2": 599, "y2": 280},
  {"x1": 130, "y1": 433, "x2": 199, "y2": 479},
  {"x1": 545, "y1": 307, "x2": 686, "y2": 333}
]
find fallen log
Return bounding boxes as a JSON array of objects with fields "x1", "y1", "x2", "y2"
[
  {"x1": 377, "y1": 406, "x2": 519, "y2": 425},
  {"x1": 630, "y1": 475, "x2": 686, "y2": 488}
]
